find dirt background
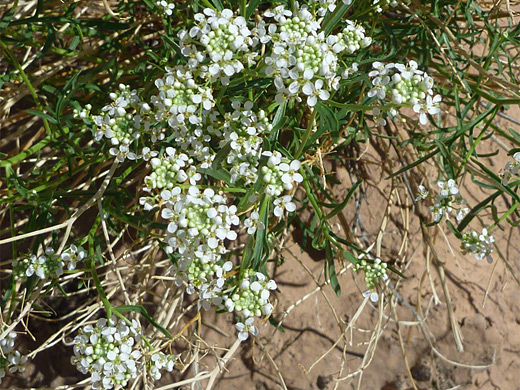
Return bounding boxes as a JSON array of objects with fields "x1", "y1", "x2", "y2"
[
  {"x1": 2, "y1": 1, "x2": 520, "y2": 389},
  {"x1": 201, "y1": 104, "x2": 520, "y2": 390}
]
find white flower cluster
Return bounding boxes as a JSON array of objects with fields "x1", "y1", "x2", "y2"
[
  {"x1": 87, "y1": 72, "x2": 214, "y2": 164},
  {"x1": 502, "y1": 152, "x2": 520, "y2": 185},
  {"x1": 261, "y1": 151, "x2": 303, "y2": 196},
  {"x1": 144, "y1": 147, "x2": 201, "y2": 192},
  {"x1": 219, "y1": 100, "x2": 273, "y2": 185},
  {"x1": 0, "y1": 332, "x2": 27, "y2": 384},
  {"x1": 149, "y1": 352, "x2": 176, "y2": 380},
  {"x1": 92, "y1": 84, "x2": 145, "y2": 162},
  {"x1": 12, "y1": 245, "x2": 83, "y2": 281},
  {"x1": 72, "y1": 317, "x2": 143, "y2": 389},
  {"x1": 179, "y1": 8, "x2": 256, "y2": 84},
  {"x1": 160, "y1": 186, "x2": 239, "y2": 254},
  {"x1": 460, "y1": 228, "x2": 494, "y2": 263},
  {"x1": 79, "y1": 2, "x2": 444, "y2": 346},
  {"x1": 368, "y1": 60, "x2": 441, "y2": 125},
  {"x1": 225, "y1": 271, "x2": 277, "y2": 341},
  {"x1": 416, "y1": 182, "x2": 495, "y2": 264},
  {"x1": 171, "y1": 257, "x2": 233, "y2": 311},
  {"x1": 72, "y1": 317, "x2": 177, "y2": 389},
  {"x1": 416, "y1": 180, "x2": 468, "y2": 222},
  {"x1": 418, "y1": 179, "x2": 468, "y2": 222},
  {"x1": 353, "y1": 258, "x2": 388, "y2": 302},
  {"x1": 156, "y1": 0, "x2": 175, "y2": 16},
  {"x1": 152, "y1": 67, "x2": 214, "y2": 130},
  {"x1": 259, "y1": 151, "x2": 302, "y2": 218},
  {"x1": 262, "y1": 4, "x2": 369, "y2": 106},
  {"x1": 158, "y1": 185, "x2": 239, "y2": 307}
]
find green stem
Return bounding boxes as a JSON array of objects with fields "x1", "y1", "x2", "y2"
[
  {"x1": 89, "y1": 257, "x2": 112, "y2": 318},
  {"x1": 295, "y1": 108, "x2": 317, "y2": 159},
  {"x1": 301, "y1": 168, "x2": 323, "y2": 219},
  {"x1": 0, "y1": 39, "x2": 52, "y2": 136}
]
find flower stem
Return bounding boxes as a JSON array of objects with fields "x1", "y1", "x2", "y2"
[
  {"x1": 0, "y1": 40, "x2": 52, "y2": 137},
  {"x1": 295, "y1": 108, "x2": 317, "y2": 159}
]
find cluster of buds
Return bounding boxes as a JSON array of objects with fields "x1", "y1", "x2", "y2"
[
  {"x1": 225, "y1": 271, "x2": 277, "y2": 341},
  {"x1": 353, "y1": 258, "x2": 388, "y2": 302},
  {"x1": 0, "y1": 332, "x2": 27, "y2": 384},
  {"x1": 368, "y1": 60, "x2": 441, "y2": 126}
]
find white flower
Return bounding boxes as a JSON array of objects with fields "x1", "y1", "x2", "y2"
[
  {"x1": 362, "y1": 289, "x2": 380, "y2": 302},
  {"x1": 244, "y1": 211, "x2": 265, "y2": 234},
  {"x1": 0, "y1": 332, "x2": 27, "y2": 379},
  {"x1": 140, "y1": 147, "x2": 158, "y2": 161},
  {"x1": 273, "y1": 195, "x2": 297, "y2": 217},
  {"x1": 438, "y1": 179, "x2": 459, "y2": 197},
  {"x1": 264, "y1": 5, "x2": 292, "y2": 21},
  {"x1": 415, "y1": 185, "x2": 429, "y2": 201},
  {"x1": 192, "y1": 88, "x2": 214, "y2": 110},
  {"x1": 368, "y1": 76, "x2": 390, "y2": 99},
  {"x1": 413, "y1": 94, "x2": 441, "y2": 125},
  {"x1": 157, "y1": 0, "x2": 175, "y2": 15},
  {"x1": 279, "y1": 160, "x2": 303, "y2": 186},
  {"x1": 61, "y1": 244, "x2": 86, "y2": 271},
  {"x1": 369, "y1": 62, "x2": 393, "y2": 78},
  {"x1": 302, "y1": 79, "x2": 330, "y2": 107},
  {"x1": 235, "y1": 317, "x2": 258, "y2": 341}
]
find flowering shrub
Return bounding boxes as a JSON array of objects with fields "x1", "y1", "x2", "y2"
[{"x1": 1, "y1": 0, "x2": 519, "y2": 388}]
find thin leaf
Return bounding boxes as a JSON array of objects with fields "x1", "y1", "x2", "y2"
[
  {"x1": 115, "y1": 305, "x2": 173, "y2": 339},
  {"x1": 326, "y1": 179, "x2": 362, "y2": 219},
  {"x1": 315, "y1": 101, "x2": 339, "y2": 142}
]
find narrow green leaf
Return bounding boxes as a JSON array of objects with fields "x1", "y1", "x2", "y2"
[
  {"x1": 212, "y1": 141, "x2": 232, "y2": 168},
  {"x1": 115, "y1": 305, "x2": 173, "y2": 339},
  {"x1": 26, "y1": 109, "x2": 58, "y2": 124},
  {"x1": 325, "y1": 242, "x2": 341, "y2": 296},
  {"x1": 457, "y1": 190, "x2": 501, "y2": 231},
  {"x1": 322, "y1": 3, "x2": 350, "y2": 35},
  {"x1": 272, "y1": 101, "x2": 286, "y2": 131},
  {"x1": 386, "y1": 149, "x2": 438, "y2": 179},
  {"x1": 315, "y1": 101, "x2": 339, "y2": 142},
  {"x1": 197, "y1": 167, "x2": 232, "y2": 185},
  {"x1": 326, "y1": 179, "x2": 362, "y2": 219},
  {"x1": 343, "y1": 250, "x2": 358, "y2": 265},
  {"x1": 246, "y1": 0, "x2": 262, "y2": 19},
  {"x1": 252, "y1": 194, "x2": 270, "y2": 270}
]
